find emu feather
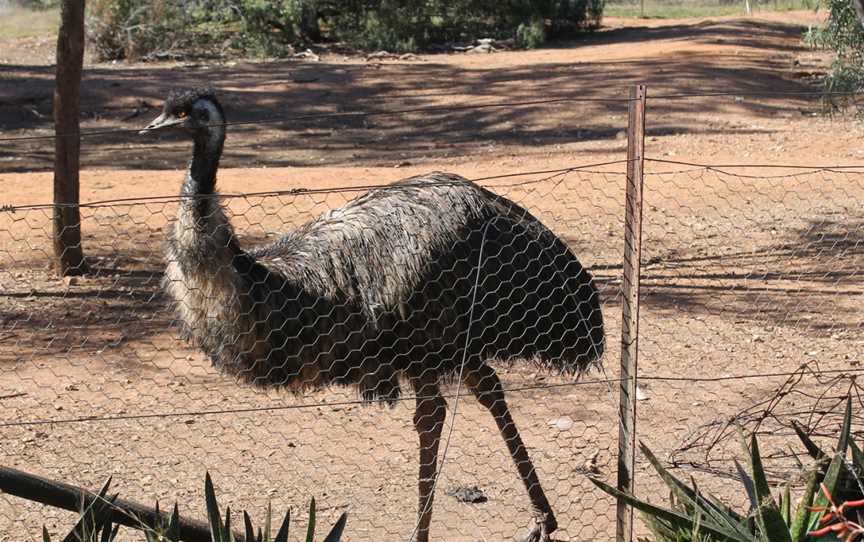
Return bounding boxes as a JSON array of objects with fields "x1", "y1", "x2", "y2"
[{"x1": 146, "y1": 88, "x2": 604, "y2": 542}]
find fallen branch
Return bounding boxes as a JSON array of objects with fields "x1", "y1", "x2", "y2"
[{"x1": 0, "y1": 465, "x2": 244, "y2": 541}]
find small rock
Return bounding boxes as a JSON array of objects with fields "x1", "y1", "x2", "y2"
[
  {"x1": 548, "y1": 416, "x2": 574, "y2": 431},
  {"x1": 447, "y1": 486, "x2": 488, "y2": 504},
  {"x1": 294, "y1": 49, "x2": 320, "y2": 62},
  {"x1": 636, "y1": 385, "x2": 649, "y2": 401}
]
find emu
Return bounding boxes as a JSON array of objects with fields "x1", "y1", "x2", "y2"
[{"x1": 141, "y1": 88, "x2": 605, "y2": 542}]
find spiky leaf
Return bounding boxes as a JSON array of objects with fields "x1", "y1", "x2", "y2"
[
  {"x1": 305, "y1": 498, "x2": 316, "y2": 542},
  {"x1": 322, "y1": 512, "x2": 348, "y2": 542},
  {"x1": 850, "y1": 439, "x2": 864, "y2": 478},
  {"x1": 589, "y1": 477, "x2": 753, "y2": 542},
  {"x1": 792, "y1": 421, "x2": 824, "y2": 462},
  {"x1": 836, "y1": 396, "x2": 853, "y2": 458},
  {"x1": 734, "y1": 459, "x2": 758, "y2": 512},
  {"x1": 225, "y1": 507, "x2": 234, "y2": 542},
  {"x1": 789, "y1": 465, "x2": 820, "y2": 542},
  {"x1": 273, "y1": 508, "x2": 290, "y2": 542},
  {"x1": 780, "y1": 484, "x2": 791, "y2": 526},
  {"x1": 42, "y1": 526, "x2": 51, "y2": 542},
  {"x1": 204, "y1": 472, "x2": 224, "y2": 542},
  {"x1": 244, "y1": 511, "x2": 256, "y2": 542},
  {"x1": 748, "y1": 435, "x2": 791, "y2": 542},
  {"x1": 64, "y1": 478, "x2": 116, "y2": 542},
  {"x1": 638, "y1": 442, "x2": 749, "y2": 539},
  {"x1": 263, "y1": 502, "x2": 272, "y2": 542},
  {"x1": 167, "y1": 504, "x2": 180, "y2": 542}
]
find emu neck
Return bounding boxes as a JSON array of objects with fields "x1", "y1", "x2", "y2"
[{"x1": 183, "y1": 126, "x2": 225, "y2": 198}]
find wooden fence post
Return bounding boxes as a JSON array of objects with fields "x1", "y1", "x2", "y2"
[
  {"x1": 53, "y1": 0, "x2": 87, "y2": 276},
  {"x1": 616, "y1": 83, "x2": 646, "y2": 542}
]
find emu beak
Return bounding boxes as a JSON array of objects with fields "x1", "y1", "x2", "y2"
[{"x1": 139, "y1": 112, "x2": 185, "y2": 134}]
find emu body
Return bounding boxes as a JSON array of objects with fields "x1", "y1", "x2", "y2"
[{"x1": 146, "y1": 89, "x2": 605, "y2": 542}]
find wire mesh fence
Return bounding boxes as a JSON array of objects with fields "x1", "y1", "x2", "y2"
[
  {"x1": 1, "y1": 87, "x2": 863, "y2": 541},
  {"x1": 631, "y1": 161, "x2": 864, "y2": 529},
  {"x1": 0, "y1": 164, "x2": 627, "y2": 541}
]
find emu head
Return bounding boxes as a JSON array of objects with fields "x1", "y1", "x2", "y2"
[{"x1": 140, "y1": 88, "x2": 224, "y2": 136}]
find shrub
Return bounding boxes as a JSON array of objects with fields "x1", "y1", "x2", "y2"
[
  {"x1": 591, "y1": 396, "x2": 864, "y2": 542},
  {"x1": 87, "y1": 0, "x2": 310, "y2": 61},
  {"x1": 516, "y1": 16, "x2": 547, "y2": 49},
  {"x1": 806, "y1": 0, "x2": 864, "y2": 107},
  {"x1": 86, "y1": 0, "x2": 605, "y2": 59},
  {"x1": 14, "y1": 0, "x2": 60, "y2": 8}
]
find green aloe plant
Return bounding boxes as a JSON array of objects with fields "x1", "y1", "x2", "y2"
[
  {"x1": 591, "y1": 396, "x2": 863, "y2": 542},
  {"x1": 204, "y1": 472, "x2": 348, "y2": 542},
  {"x1": 40, "y1": 473, "x2": 348, "y2": 542},
  {"x1": 141, "y1": 502, "x2": 180, "y2": 542},
  {"x1": 42, "y1": 478, "x2": 119, "y2": 542}
]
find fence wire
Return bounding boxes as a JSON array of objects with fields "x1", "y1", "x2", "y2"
[
  {"x1": 1, "y1": 89, "x2": 863, "y2": 541},
  {"x1": 0, "y1": 165, "x2": 627, "y2": 542},
  {"x1": 630, "y1": 163, "x2": 864, "y2": 526}
]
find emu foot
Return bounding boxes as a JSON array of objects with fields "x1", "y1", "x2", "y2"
[{"x1": 514, "y1": 514, "x2": 557, "y2": 542}]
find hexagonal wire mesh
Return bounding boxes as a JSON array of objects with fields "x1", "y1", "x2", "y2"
[
  {"x1": 0, "y1": 161, "x2": 626, "y2": 541},
  {"x1": 2, "y1": 91, "x2": 863, "y2": 542},
  {"x1": 631, "y1": 160, "x2": 864, "y2": 531}
]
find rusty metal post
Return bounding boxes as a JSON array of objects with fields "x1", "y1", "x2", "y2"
[{"x1": 616, "y1": 83, "x2": 646, "y2": 542}]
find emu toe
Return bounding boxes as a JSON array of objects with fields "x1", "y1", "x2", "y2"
[{"x1": 513, "y1": 519, "x2": 550, "y2": 542}]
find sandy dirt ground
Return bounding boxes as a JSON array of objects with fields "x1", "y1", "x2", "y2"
[{"x1": 1, "y1": 11, "x2": 863, "y2": 542}]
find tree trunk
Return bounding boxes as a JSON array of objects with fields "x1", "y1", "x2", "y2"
[{"x1": 53, "y1": 0, "x2": 87, "y2": 276}]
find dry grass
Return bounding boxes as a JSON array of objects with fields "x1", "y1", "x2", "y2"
[{"x1": 0, "y1": 4, "x2": 58, "y2": 39}]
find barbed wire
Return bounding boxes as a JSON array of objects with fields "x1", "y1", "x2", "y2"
[{"x1": 666, "y1": 363, "x2": 864, "y2": 480}]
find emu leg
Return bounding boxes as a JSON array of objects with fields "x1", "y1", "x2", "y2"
[
  {"x1": 412, "y1": 378, "x2": 447, "y2": 542},
  {"x1": 465, "y1": 364, "x2": 557, "y2": 542}
]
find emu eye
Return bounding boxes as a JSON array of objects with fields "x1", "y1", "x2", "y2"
[{"x1": 178, "y1": 111, "x2": 187, "y2": 119}]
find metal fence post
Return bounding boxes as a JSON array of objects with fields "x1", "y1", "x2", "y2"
[{"x1": 616, "y1": 83, "x2": 647, "y2": 542}]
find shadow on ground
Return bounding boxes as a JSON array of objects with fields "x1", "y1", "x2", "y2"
[{"x1": 0, "y1": 18, "x2": 821, "y2": 173}]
